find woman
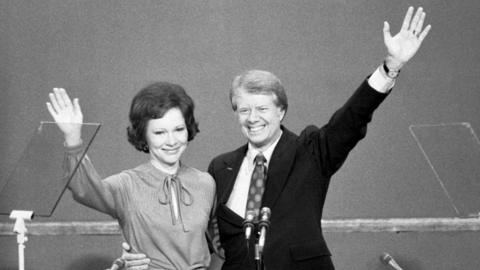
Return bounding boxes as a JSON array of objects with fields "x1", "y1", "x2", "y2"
[{"x1": 46, "y1": 82, "x2": 216, "y2": 270}]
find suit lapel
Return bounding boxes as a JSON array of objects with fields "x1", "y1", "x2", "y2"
[
  {"x1": 262, "y1": 127, "x2": 297, "y2": 209},
  {"x1": 216, "y1": 127, "x2": 297, "y2": 209},
  {"x1": 217, "y1": 144, "x2": 247, "y2": 204}
]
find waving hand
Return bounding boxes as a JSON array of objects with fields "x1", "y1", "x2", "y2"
[
  {"x1": 46, "y1": 88, "x2": 83, "y2": 147},
  {"x1": 383, "y1": 7, "x2": 431, "y2": 69}
]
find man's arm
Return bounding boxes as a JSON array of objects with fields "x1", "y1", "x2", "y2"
[{"x1": 302, "y1": 7, "x2": 431, "y2": 177}]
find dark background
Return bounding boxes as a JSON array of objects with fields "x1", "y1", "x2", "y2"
[{"x1": 1, "y1": 0, "x2": 479, "y2": 269}]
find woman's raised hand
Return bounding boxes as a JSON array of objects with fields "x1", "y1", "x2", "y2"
[{"x1": 46, "y1": 88, "x2": 83, "y2": 147}]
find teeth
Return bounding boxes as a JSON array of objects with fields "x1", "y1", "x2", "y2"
[{"x1": 249, "y1": 126, "x2": 264, "y2": 132}]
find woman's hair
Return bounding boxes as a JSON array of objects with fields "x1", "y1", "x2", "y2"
[
  {"x1": 127, "y1": 82, "x2": 199, "y2": 153},
  {"x1": 230, "y1": 69, "x2": 288, "y2": 113}
]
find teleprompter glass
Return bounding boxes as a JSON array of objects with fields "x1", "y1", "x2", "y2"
[
  {"x1": 410, "y1": 122, "x2": 480, "y2": 217},
  {"x1": 0, "y1": 122, "x2": 100, "y2": 217}
]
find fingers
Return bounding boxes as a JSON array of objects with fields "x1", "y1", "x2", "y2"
[
  {"x1": 401, "y1": 6, "x2": 414, "y2": 32},
  {"x1": 383, "y1": 21, "x2": 391, "y2": 42},
  {"x1": 121, "y1": 243, "x2": 150, "y2": 270},
  {"x1": 72, "y1": 98, "x2": 83, "y2": 117},
  {"x1": 410, "y1": 7, "x2": 430, "y2": 43},
  {"x1": 413, "y1": 9, "x2": 426, "y2": 34},
  {"x1": 54, "y1": 87, "x2": 73, "y2": 108},
  {"x1": 61, "y1": 89, "x2": 74, "y2": 108},
  {"x1": 48, "y1": 88, "x2": 71, "y2": 112},
  {"x1": 47, "y1": 88, "x2": 83, "y2": 118},
  {"x1": 403, "y1": 7, "x2": 428, "y2": 38},
  {"x1": 123, "y1": 254, "x2": 150, "y2": 270},
  {"x1": 124, "y1": 258, "x2": 150, "y2": 270},
  {"x1": 122, "y1": 242, "x2": 132, "y2": 252},
  {"x1": 409, "y1": 7, "x2": 423, "y2": 33},
  {"x1": 48, "y1": 91, "x2": 61, "y2": 114},
  {"x1": 53, "y1": 88, "x2": 67, "y2": 108},
  {"x1": 46, "y1": 102, "x2": 57, "y2": 119},
  {"x1": 122, "y1": 251, "x2": 147, "y2": 260},
  {"x1": 418, "y1": 24, "x2": 432, "y2": 43}
]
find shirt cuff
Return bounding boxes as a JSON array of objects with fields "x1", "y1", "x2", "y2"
[
  {"x1": 367, "y1": 66, "x2": 395, "y2": 94},
  {"x1": 64, "y1": 140, "x2": 84, "y2": 154}
]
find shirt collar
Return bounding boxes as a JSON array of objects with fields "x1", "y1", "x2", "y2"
[{"x1": 246, "y1": 130, "x2": 283, "y2": 167}]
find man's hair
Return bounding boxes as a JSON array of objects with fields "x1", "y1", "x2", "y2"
[
  {"x1": 126, "y1": 82, "x2": 199, "y2": 153},
  {"x1": 229, "y1": 70, "x2": 288, "y2": 112}
]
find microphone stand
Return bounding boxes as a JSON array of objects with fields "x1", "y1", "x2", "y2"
[
  {"x1": 243, "y1": 207, "x2": 271, "y2": 270},
  {"x1": 256, "y1": 207, "x2": 271, "y2": 270},
  {"x1": 254, "y1": 243, "x2": 263, "y2": 270},
  {"x1": 380, "y1": 253, "x2": 404, "y2": 270},
  {"x1": 10, "y1": 210, "x2": 34, "y2": 270}
]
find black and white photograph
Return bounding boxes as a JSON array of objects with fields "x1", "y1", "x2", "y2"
[{"x1": 1, "y1": 1, "x2": 479, "y2": 269}]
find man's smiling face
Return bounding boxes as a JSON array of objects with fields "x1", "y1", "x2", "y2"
[{"x1": 233, "y1": 88, "x2": 285, "y2": 150}]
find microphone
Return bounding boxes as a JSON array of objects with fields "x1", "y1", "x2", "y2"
[
  {"x1": 380, "y1": 252, "x2": 404, "y2": 270},
  {"x1": 243, "y1": 210, "x2": 256, "y2": 241},
  {"x1": 258, "y1": 207, "x2": 271, "y2": 252}
]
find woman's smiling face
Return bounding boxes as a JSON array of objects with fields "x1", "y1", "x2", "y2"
[{"x1": 145, "y1": 107, "x2": 188, "y2": 171}]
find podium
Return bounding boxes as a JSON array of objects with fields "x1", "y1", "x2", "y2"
[{"x1": 0, "y1": 122, "x2": 101, "y2": 270}]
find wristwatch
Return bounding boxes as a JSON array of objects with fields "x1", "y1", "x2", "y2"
[{"x1": 382, "y1": 61, "x2": 400, "y2": 79}]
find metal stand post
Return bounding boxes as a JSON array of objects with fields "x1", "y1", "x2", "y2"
[{"x1": 10, "y1": 210, "x2": 34, "y2": 270}]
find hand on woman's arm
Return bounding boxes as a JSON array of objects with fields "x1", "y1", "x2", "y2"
[{"x1": 121, "y1": 242, "x2": 151, "y2": 270}]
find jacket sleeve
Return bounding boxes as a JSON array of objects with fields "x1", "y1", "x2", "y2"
[
  {"x1": 300, "y1": 79, "x2": 389, "y2": 178},
  {"x1": 206, "y1": 160, "x2": 225, "y2": 258}
]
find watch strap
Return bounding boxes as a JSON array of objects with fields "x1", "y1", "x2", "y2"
[{"x1": 382, "y1": 61, "x2": 400, "y2": 79}]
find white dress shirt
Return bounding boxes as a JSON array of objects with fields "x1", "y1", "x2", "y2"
[{"x1": 226, "y1": 132, "x2": 282, "y2": 218}]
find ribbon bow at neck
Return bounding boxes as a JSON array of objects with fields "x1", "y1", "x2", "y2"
[{"x1": 158, "y1": 174, "x2": 193, "y2": 232}]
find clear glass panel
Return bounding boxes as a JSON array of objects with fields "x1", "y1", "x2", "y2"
[
  {"x1": 0, "y1": 122, "x2": 100, "y2": 217},
  {"x1": 409, "y1": 122, "x2": 480, "y2": 217}
]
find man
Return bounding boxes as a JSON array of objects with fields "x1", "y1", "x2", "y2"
[
  {"x1": 120, "y1": 6, "x2": 430, "y2": 270},
  {"x1": 206, "y1": 6, "x2": 430, "y2": 270}
]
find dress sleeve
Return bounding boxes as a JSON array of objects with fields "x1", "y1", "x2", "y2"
[{"x1": 63, "y1": 144, "x2": 124, "y2": 218}]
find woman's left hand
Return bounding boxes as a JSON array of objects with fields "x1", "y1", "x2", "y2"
[{"x1": 46, "y1": 87, "x2": 83, "y2": 146}]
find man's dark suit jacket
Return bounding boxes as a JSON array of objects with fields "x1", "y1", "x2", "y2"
[{"x1": 208, "y1": 80, "x2": 389, "y2": 270}]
